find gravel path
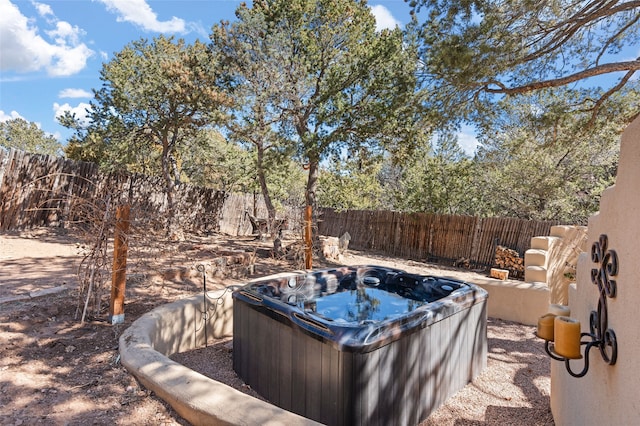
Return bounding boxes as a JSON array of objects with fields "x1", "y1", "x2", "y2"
[{"x1": 422, "y1": 318, "x2": 553, "y2": 425}]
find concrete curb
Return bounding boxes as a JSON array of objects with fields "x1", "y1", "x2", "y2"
[{"x1": 118, "y1": 289, "x2": 320, "y2": 426}]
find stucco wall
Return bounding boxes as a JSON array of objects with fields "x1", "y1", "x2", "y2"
[{"x1": 551, "y1": 116, "x2": 640, "y2": 424}]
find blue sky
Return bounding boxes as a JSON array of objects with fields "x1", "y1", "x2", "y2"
[
  {"x1": 2, "y1": 0, "x2": 463, "y2": 150},
  {"x1": 2, "y1": 1, "x2": 638, "y2": 158}
]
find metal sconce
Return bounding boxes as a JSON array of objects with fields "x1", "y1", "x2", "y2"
[{"x1": 537, "y1": 234, "x2": 618, "y2": 378}]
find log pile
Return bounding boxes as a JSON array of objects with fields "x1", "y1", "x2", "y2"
[{"x1": 494, "y1": 245, "x2": 524, "y2": 275}]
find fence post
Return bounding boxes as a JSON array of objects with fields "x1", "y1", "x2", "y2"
[{"x1": 109, "y1": 205, "x2": 130, "y2": 324}]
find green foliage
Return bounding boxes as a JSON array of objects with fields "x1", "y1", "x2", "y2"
[
  {"x1": 60, "y1": 36, "x2": 231, "y2": 234},
  {"x1": 179, "y1": 128, "x2": 253, "y2": 192},
  {"x1": 469, "y1": 88, "x2": 628, "y2": 223},
  {"x1": 394, "y1": 132, "x2": 475, "y2": 214},
  {"x1": 51, "y1": 0, "x2": 635, "y2": 229},
  {"x1": 1, "y1": 118, "x2": 62, "y2": 156},
  {"x1": 62, "y1": 108, "x2": 152, "y2": 173},
  {"x1": 264, "y1": 158, "x2": 307, "y2": 210},
  {"x1": 212, "y1": 0, "x2": 423, "y2": 213},
  {"x1": 62, "y1": 36, "x2": 230, "y2": 177},
  {"x1": 317, "y1": 152, "x2": 386, "y2": 210},
  {"x1": 411, "y1": 0, "x2": 640, "y2": 124}
]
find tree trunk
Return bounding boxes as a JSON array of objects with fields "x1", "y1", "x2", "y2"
[
  {"x1": 170, "y1": 153, "x2": 180, "y2": 184},
  {"x1": 305, "y1": 160, "x2": 319, "y2": 208},
  {"x1": 161, "y1": 141, "x2": 177, "y2": 238},
  {"x1": 256, "y1": 146, "x2": 277, "y2": 237}
]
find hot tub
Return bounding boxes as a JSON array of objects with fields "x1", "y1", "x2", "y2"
[{"x1": 232, "y1": 265, "x2": 488, "y2": 425}]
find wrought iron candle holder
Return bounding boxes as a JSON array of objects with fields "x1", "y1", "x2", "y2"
[{"x1": 538, "y1": 234, "x2": 618, "y2": 378}]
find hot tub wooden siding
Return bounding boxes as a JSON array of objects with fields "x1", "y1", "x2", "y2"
[{"x1": 233, "y1": 299, "x2": 487, "y2": 425}]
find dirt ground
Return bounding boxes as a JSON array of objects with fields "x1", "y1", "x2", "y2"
[{"x1": 0, "y1": 227, "x2": 553, "y2": 425}]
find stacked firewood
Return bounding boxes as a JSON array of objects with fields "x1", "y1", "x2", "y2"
[{"x1": 494, "y1": 245, "x2": 524, "y2": 274}]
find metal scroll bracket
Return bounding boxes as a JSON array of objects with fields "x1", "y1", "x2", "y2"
[{"x1": 543, "y1": 234, "x2": 618, "y2": 378}]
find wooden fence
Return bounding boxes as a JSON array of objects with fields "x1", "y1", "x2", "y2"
[
  {"x1": 0, "y1": 148, "x2": 302, "y2": 236},
  {"x1": 1, "y1": 148, "x2": 563, "y2": 275},
  {"x1": 0, "y1": 148, "x2": 226, "y2": 233},
  {"x1": 218, "y1": 193, "x2": 304, "y2": 236},
  {"x1": 318, "y1": 208, "x2": 562, "y2": 273}
]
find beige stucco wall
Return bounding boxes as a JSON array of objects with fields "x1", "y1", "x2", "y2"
[
  {"x1": 474, "y1": 279, "x2": 549, "y2": 326},
  {"x1": 551, "y1": 116, "x2": 640, "y2": 424}
]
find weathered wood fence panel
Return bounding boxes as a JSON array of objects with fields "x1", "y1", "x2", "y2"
[
  {"x1": 0, "y1": 149, "x2": 226, "y2": 233},
  {"x1": 318, "y1": 207, "x2": 561, "y2": 272},
  {"x1": 2, "y1": 149, "x2": 563, "y2": 273},
  {"x1": 0, "y1": 149, "x2": 301, "y2": 236},
  {"x1": 218, "y1": 193, "x2": 304, "y2": 236},
  {"x1": 219, "y1": 193, "x2": 266, "y2": 235}
]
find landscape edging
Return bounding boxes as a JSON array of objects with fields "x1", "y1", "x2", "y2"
[{"x1": 118, "y1": 290, "x2": 319, "y2": 426}]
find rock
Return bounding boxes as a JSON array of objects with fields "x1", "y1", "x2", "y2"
[{"x1": 339, "y1": 232, "x2": 351, "y2": 253}]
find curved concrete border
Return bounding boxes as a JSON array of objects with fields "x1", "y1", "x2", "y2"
[
  {"x1": 118, "y1": 274, "x2": 548, "y2": 425},
  {"x1": 118, "y1": 289, "x2": 319, "y2": 426}
]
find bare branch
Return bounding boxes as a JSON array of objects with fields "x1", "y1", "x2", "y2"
[
  {"x1": 587, "y1": 69, "x2": 637, "y2": 127},
  {"x1": 484, "y1": 60, "x2": 640, "y2": 94},
  {"x1": 595, "y1": 13, "x2": 640, "y2": 65},
  {"x1": 519, "y1": 1, "x2": 640, "y2": 64}
]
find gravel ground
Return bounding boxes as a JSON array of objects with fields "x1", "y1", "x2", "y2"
[
  {"x1": 2, "y1": 229, "x2": 554, "y2": 425},
  {"x1": 422, "y1": 318, "x2": 553, "y2": 425},
  {"x1": 173, "y1": 317, "x2": 554, "y2": 425}
]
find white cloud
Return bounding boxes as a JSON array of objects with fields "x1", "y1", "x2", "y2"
[
  {"x1": 59, "y1": 88, "x2": 93, "y2": 98},
  {"x1": 0, "y1": 111, "x2": 47, "y2": 131},
  {"x1": 0, "y1": 110, "x2": 25, "y2": 122},
  {"x1": 49, "y1": 45, "x2": 94, "y2": 76},
  {"x1": 458, "y1": 124, "x2": 480, "y2": 155},
  {"x1": 32, "y1": 1, "x2": 53, "y2": 18},
  {"x1": 46, "y1": 20, "x2": 82, "y2": 45},
  {"x1": 370, "y1": 5, "x2": 401, "y2": 32},
  {"x1": 0, "y1": 0, "x2": 93, "y2": 76},
  {"x1": 53, "y1": 102, "x2": 92, "y2": 126},
  {"x1": 187, "y1": 20, "x2": 208, "y2": 39},
  {"x1": 98, "y1": 0, "x2": 186, "y2": 33}
]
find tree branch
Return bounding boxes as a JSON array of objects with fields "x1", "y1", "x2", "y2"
[
  {"x1": 587, "y1": 68, "x2": 637, "y2": 127},
  {"x1": 520, "y1": 1, "x2": 640, "y2": 64},
  {"x1": 484, "y1": 60, "x2": 640, "y2": 94}
]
